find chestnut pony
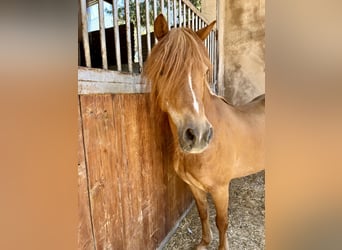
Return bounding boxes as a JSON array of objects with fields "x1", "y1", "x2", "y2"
[{"x1": 143, "y1": 14, "x2": 265, "y2": 250}]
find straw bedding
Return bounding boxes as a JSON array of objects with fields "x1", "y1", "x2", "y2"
[{"x1": 162, "y1": 170, "x2": 265, "y2": 250}]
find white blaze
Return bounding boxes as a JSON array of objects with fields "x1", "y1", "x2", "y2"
[{"x1": 188, "y1": 74, "x2": 199, "y2": 113}]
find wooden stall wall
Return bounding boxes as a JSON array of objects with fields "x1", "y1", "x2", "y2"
[{"x1": 78, "y1": 93, "x2": 193, "y2": 249}]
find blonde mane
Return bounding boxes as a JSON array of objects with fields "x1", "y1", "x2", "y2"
[{"x1": 142, "y1": 28, "x2": 212, "y2": 107}]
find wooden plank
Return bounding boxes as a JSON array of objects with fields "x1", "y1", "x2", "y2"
[
  {"x1": 146, "y1": 0, "x2": 151, "y2": 54},
  {"x1": 78, "y1": 67, "x2": 150, "y2": 94},
  {"x1": 136, "y1": 0, "x2": 143, "y2": 72},
  {"x1": 78, "y1": 67, "x2": 141, "y2": 84},
  {"x1": 113, "y1": 0, "x2": 122, "y2": 71},
  {"x1": 78, "y1": 81, "x2": 150, "y2": 95},
  {"x1": 81, "y1": 95, "x2": 125, "y2": 249},
  {"x1": 98, "y1": 0, "x2": 108, "y2": 69},
  {"x1": 125, "y1": 0, "x2": 133, "y2": 72},
  {"x1": 80, "y1": 0, "x2": 91, "y2": 67},
  {"x1": 79, "y1": 94, "x2": 193, "y2": 248},
  {"x1": 116, "y1": 94, "x2": 144, "y2": 249},
  {"x1": 78, "y1": 98, "x2": 95, "y2": 250}
]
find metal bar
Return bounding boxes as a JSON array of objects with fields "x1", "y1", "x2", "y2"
[
  {"x1": 136, "y1": 0, "x2": 143, "y2": 72},
  {"x1": 113, "y1": 0, "x2": 121, "y2": 71},
  {"x1": 161, "y1": 0, "x2": 164, "y2": 15},
  {"x1": 208, "y1": 31, "x2": 212, "y2": 62},
  {"x1": 179, "y1": 0, "x2": 182, "y2": 27},
  {"x1": 146, "y1": 0, "x2": 151, "y2": 54},
  {"x1": 153, "y1": 0, "x2": 158, "y2": 44},
  {"x1": 125, "y1": 0, "x2": 133, "y2": 72},
  {"x1": 183, "y1": 3, "x2": 186, "y2": 27},
  {"x1": 98, "y1": 0, "x2": 108, "y2": 69},
  {"x1": 191, "y1": 12, "x2": 194, "y2": 29},
  {"x1": 167, "y1": 0, "x2": 171, "y2": 29},
  {"x1": 183, "y1": 0, "x2": 210, "y2": 24},
  {"x1": 187, "y1": 6, "x2": 190, "y2": 28},
  {"x1": 80, "y1": 0, "x2": 91, "y2": 67},
  {"x1": 195, "y1": 15, "x2": 198, "y2": 30},
  {"x1": 210, "y1": 32, "x2": 214, "y2": 84},
  {"x1": 217, "y1": 0, "x2": 225, "y2": 95},
  {"x1": 153, "y1": 0, "x2": 157, "y2": 20},
  {"x1": 173, "y1": 0, "x2": 177, "y2": 28},
  {"x1": 214, "y1": 32, "x2": 217, "y2": 85}
]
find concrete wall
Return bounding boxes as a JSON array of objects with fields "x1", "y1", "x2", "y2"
[
  {"x1": 201, "y1": 0, "x2": 216, "y2": 21},
  {"x1": 224, "y1": 0, "x2": 265, "y2": 105},
  {"x1": 201, "y1": 0, "x2": 265, "y2": 105}
]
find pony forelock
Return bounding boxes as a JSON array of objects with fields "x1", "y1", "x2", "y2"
[{"x1": 142, "y1": 28, "x2": 212, "y2": 109}]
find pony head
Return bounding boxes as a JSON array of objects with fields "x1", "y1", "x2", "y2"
[{"x1": 144, "y1": 14, "x2": 216, "y2": 154}]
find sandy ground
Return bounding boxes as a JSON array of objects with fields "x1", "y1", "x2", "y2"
[{"x1": 162, "y1": 171, "x2": 265, "y2": 250}]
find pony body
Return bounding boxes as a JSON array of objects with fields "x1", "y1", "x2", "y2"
[{"x1": 143, "y1": 14, "x2": 265, "y2": 250}]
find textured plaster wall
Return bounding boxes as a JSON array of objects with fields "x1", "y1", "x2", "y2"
[
  {"x1": 201, "y1": 0, "x2": 216, "y2": 21},
  {"x1": 224, "y1": 0, "x2": 265, "y2": 105}
]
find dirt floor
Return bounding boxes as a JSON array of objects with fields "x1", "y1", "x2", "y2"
[{"x1": 162, "y1": 171, "x2": 265, "y2": 250}]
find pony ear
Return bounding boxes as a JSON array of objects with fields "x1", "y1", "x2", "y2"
[
  {"x1": 154, "y1": 14, "x2": 169, "y2": 40},
  {"x1": 196, "y1": 20, "x2": 216, "y2": 41}
]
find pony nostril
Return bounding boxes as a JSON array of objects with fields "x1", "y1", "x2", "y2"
[
  {"x1": 206, "y1": 127, "x2": 213, "y2": 143},
  {"x1": 185, "y1": 128, "x2": 196, "y2": 143}
]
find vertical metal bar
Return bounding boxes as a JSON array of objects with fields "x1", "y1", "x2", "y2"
[
  {"x1": 195, "y1": 15, "x2": 198, "y2": 31},
  {"x1": 167, "y1": 0, "x2": 171, "y2": 29},
  {"x1": 208, "y1": 30, "x2": 211, "y2": 53},
  {"x1": 187, "y1": 6, "x2": 190, "y2": 28},
  {"x1": 173, "y1": 0, "x2": 177, "y2": 28},
  {"x1": 217, "y1": 0, "x2": 225, "y2": 95},
  {"x1": 136, "y1": 0, "x2": 143, "y2": 72},
  {"x1": 161, "y1": 0, "x2": 164, "y2": 15},
  {"x1": 183, "y1": 3, "x2": 186, "y2": 27},
  {"x1": 191, "y1": 12, "x2": 194, "y2": 29},
  {"x1": 213, "y1": 30, "x2": 217, "y2": 90},
  {"x1": 146, "y1": 0, "x2": 151, "y2": 54},
  {"x1": 98, "y1": 0, "x2": 108, "y2": 69},
  {"x1": 125, "y1": 0, "x2": 133, "y2": 72},
  {"x1": 80, "y1": 0, "x2": 91, "y2": 67},
  {"x1": 210, "y1": 32, "x2": 213, "y2": 84},
  {"x1": 153, "y1": 0, "x2": 158, "y2": 44},
  {"x1": 178, "y1": 0, "x2": 182, "y2": 27},
  {"x1": 153, "y1": 0, "x2": 157, "y2": 20},
  {"x1": 213, "y1": 31, "x2": 216, "y2": 86},
  {"x1": 113, "y1": 0, "x2": 121, "y2": 71}
]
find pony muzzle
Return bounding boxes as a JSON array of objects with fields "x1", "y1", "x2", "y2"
[{"x1": 180, "y1": 122, "x2": 213, "y2": 154}]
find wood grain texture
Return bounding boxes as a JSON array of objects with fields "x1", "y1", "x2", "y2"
[
  {"x1": 79, "y1": 94, "x2": 192, "y2": 249},
  {"x1": 78, "y1": 98, "x2": 95, "y2": 250}
]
